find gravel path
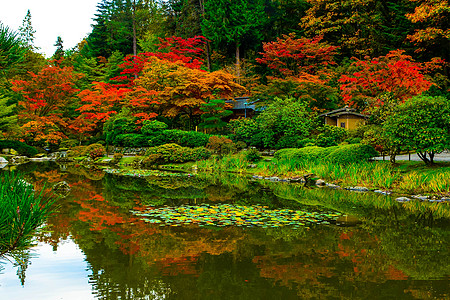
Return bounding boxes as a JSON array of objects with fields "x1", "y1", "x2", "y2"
[{"x1": 374, "y1": 151, "x2": 450, "y2": 162}]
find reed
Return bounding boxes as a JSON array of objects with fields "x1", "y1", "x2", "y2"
[{"x1": 0, "y1": 172, "x2": 54, "y2": 255}]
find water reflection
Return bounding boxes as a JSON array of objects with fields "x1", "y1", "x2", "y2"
[{"x1": 1, "y1": 163, "x2": 449, "y2": 299}]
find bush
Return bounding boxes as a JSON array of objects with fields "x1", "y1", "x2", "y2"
[
  {"x1": 326, "y1": 144, "x2": 378, "y2": 164},
  {"x1": 141, "y1": 120, "x2": 168, "y2": 135},
  {"x1": 344, "y1": 137, "x2": 362, "y2": 144},
  {"x1": 235, "y1": 141, "x2": 247, "y2": 150},
  {"x1": 67, "y1": 145, "x2": 87, "y2": 157},
  {"x1": 114, "y1": 134, "x2": 149, "y2": 147},
  {"x1": 275, "y1": 146, "x2": 337, "y2": 162},
  {"x1": 245, "y1": 148, "x2": 262, "y2": 162},
  {"x1": 0, "y1": 140, "x2": 38, "y2": 157},
  {"x1": 316, "y1": 134, "x2": 338, "y2": 147},
  {"x1": 274, "y1": 144, "x2": 377, "y2": 164},
  {"x1": 147, "y1": 130, "x2": 211, "y2": 148},
  {"x1": 206, "y1": 136, "x2": 236, "y2": 155},
  {"x1": 84, "y1": 144, "x2": 106, "y2": 160},
  {"x1": 144, "y1": 143, "x2": 211, "y2": 165}
]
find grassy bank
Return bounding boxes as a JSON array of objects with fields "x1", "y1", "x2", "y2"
[{"x1": 194, "y1": 153, "x2": 450, "y2": 196}]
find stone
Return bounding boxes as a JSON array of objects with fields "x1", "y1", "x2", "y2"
[
  {"x1": 347, "y1": 186, "x2": 369, "y2": 192},
  {"x1": 374, "y1": 190, "x2": 392, "y2": 195},
  {"x1": 0, "y1": 157, "x2": 8, "y2": 164},
  {"x1": 316, "y1": 179, "x2": 326, "y2": 186},
  {"x1": 412, "y1": 195, "x2": 429, "y2": 201},
  {"x1": 440, "y1": 197, "x2": 450, "y2": 202},
  {"x1": 326, "y1": 183, "x2": 340, "y2": 189},
  {"x1": 10, "y1": 156, "x2": 30, "y2": 165},
  {"x1": 247, "y1": 164, "x2": 257, "y2": 168},
  {"x1": 395, "y1": 197, "x2": 411, "y2": 202}
]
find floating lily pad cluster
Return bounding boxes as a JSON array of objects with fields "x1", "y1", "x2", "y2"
[{"x1": 131, "y1": 204, "x2": 342, "y2": 228}]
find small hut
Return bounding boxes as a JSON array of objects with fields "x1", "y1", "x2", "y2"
[{"x1": 319, "y1": 106, "x2": 368, "y2": 130}]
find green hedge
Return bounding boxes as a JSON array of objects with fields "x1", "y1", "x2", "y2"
[
  {"x1": 0, "y1": 140, "x2": 38, "y2": 157},
  {"x1": 144, "y1": 143, "x2": 211, "y2": 165},
  {"x1": 275, "y1": 144, "x2": 378, "y2": 164},
  {"x1": 326, "y1": 144, "x2": 378, "y2": 164},
  {"x1": 147, "y1": 130, "x2": 211, "y2": 148},
  {"x1": 114, "y1": 134, "x2": 149, "y2": 147}
]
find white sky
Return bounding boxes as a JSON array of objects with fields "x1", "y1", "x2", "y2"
[{"x1": 0, "y1": 0, "x2": 99, "y2": 58}]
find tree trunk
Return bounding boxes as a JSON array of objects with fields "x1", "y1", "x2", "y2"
[
  {"x1": 199, "y1": 0, "x2": 211, "y2": 72},
  {"x1": 206, "y1": 40, "x2": 212, "y2": 72},
  {"x1": 132, "y1": 0, "x2": 137, "y2": 57},
  {"x1": 236, "y1": 42, "x2": 240, "y2": 82}
]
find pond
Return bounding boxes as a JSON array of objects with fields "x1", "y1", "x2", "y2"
[{"x1": 1, "y1": 162, "x2": 449, "y2": 299}]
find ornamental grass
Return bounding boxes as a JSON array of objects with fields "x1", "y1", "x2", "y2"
[{"x1": 0, "y1": 172, "x2": 54, "y2": 256}]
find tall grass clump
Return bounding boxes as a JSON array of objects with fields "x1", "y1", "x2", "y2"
[
  {"x1": 0, "y1": 172, "x2": 54, "y2": 255},
  {"x1": 397, "y1": 172, "x2": 450, "y2": 194}
]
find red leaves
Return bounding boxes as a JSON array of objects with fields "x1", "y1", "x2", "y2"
[
  {"x1": 257, "y1": 33, "x2": 338, "y2": 80},
  {"x1": 12, "y1": 65, "x2": 81, "y2": 145},
  {"x1": 112, "y1": 36, "x2": 208, "y2": 86},
  {"x1": 339, "y1": 50, "x2": 439, "y2": 109}
]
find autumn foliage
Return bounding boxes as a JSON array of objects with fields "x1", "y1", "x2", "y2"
[
  {"x1": 12, "y1": 65, "x2": 81, "y2": 145},
  {"x1": 339, "y1": 50, "x2": 440, "y2": 108}
]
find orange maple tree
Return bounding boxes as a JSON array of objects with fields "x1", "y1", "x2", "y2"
[
  {"x1": 71, "y1": 82, "x2": 132, "y2": 138},
  {"x1": 134, "y1": 57, "x2": 245, "y2": 120},
  {"x1": 12, "y1": 65, "x2": 81, "y2": 146}
]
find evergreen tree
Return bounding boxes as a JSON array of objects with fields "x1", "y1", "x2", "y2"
[
  {"x1": 84, "y1": 0, "x2": 158, "y2": 58},
  {"x1": 53, "y1": 36, "x2": 64, "y2": 61},
  {"x1": 0, "y1": 24, "x2": 27, "y2": 79},
  {"x1": 18, "y1": 10, "x2": 36, "y2": 49},
  {"x1": 201, "y1": 0, "x2": 267, "y2": 75}
]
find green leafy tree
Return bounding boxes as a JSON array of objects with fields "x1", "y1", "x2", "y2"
[
  {"x1": 257, "y1": 97, "x2": 313, "y2": 148},
  {"x1": 383, "y1": 95, "x2": 450, "y2": 165}
]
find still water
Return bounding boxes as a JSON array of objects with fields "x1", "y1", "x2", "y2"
[{"x1": 1, "y1": 162, "x2": 449, "y2": 299}]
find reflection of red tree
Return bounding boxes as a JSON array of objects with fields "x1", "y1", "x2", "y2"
[
  {"x1": 253, "y1": 256, "x2": 334, "y2": 286},
  {"x1": 157, "y1": 256, "x2": 200, "y2": 276}
]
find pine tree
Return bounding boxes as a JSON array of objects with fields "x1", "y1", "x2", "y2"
[
  {"x1": 0, "y1": 24, "x2": 27, "y2": 78},
  {"x1": 53, "y1": 36, "x2": 64, "y2": 61},
  {"x1": 18, "y1": 10, "x2": 36, "y2": 50},
  {"x1": 201, "y1": 0, "x2": 267, "y2": 76}
]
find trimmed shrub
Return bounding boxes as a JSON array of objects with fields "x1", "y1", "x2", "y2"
[
  {"x1": 274, "y1": 144, "x2": 377, "y2": 164},
  {"x1": 147, "y1": 130, "x2": 211, "y2": 148},
  {"x1": 84, "y1": 144, "x2": 106, "y2": 160},
  {"x1": 326, "y1": 144, "x2": 378, "y2": 164},
  {"x1": 0, "y1": 140, "x2": 38, "y2": 157},
  {"x1": 144, "y1": 143, "x2": 211, "y2": 165},
  {"x1": 141, "y1": 120, "x2": 168, "y2": 135},
  {"x1": 114, "y1": 134, "x2": 149, "y2": 147},
  {"x1": 316, "y1": 134, "x2": 338, "y2": 147},
  {"x1": 275, "y1": 146, "x2": 337, "y2": 162}
]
